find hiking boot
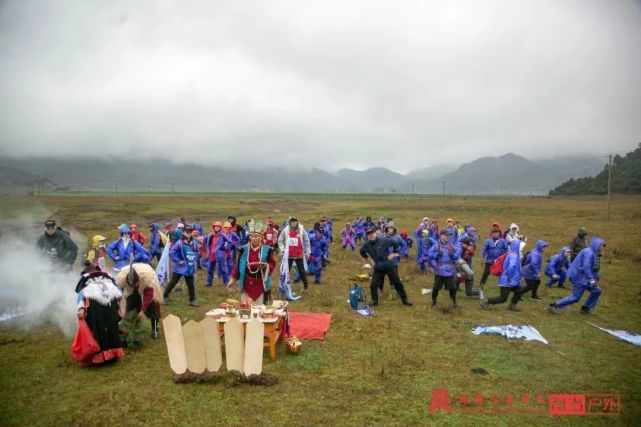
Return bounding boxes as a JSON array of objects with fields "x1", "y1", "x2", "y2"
[
  {"x1": 402, "y1": 300, "x2": 413, "y2": 306},
  {"x1": 508, "y1": 303, "x2": 521, "y2": 312},
  {"x1": 189, "y1": 300, "x2": 200, "y2": 307},
  {"x1": 548, "y1": 304, "x2": 560, "y2": 314},
  {"x1": 370, "y1": 300, "x2": 378, "y2": 307},
  {"x1": 479, "y1": 299, "x2": 490, "y2": 310},
  {"x1": 314, "y1": 280, "x2": 321, "y2": 285},
  {"x1": 580, "y1": 306, "x2": 593, "y2": 315},
  {"x1": 531, "y1": 296, "x2": 542, "y2": 301},
  {"x1": 204, "y1": 283, "x2": 213, "y2": 288}
]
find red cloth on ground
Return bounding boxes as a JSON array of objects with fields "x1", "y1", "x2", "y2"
[{"x1": 288, "y1": 312, "x2": 332, "y2": 340}]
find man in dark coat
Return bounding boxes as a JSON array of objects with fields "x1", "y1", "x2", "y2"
[
  {"x1": 36, "y1": 219, "x2": 78, "y2": 270},
  {"x1": 569, "y1": 227, "x2": 588, "y2": 261},
  {"x1": 359, "y1": 228, "x2": 412, "y2": 307}
]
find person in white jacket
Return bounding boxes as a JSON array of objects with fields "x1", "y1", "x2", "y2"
[
  {"x1": 278, "y1": 217, "x2": 311, "y2": 290},
  {"x1": 505, "y1": 223, "x2": 526, "y2": 244}
]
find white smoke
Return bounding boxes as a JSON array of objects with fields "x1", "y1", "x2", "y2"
[{"x1": 0, "y1": 220, "x2": 87, "y2": 338}]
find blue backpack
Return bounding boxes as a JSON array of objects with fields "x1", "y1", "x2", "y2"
[{"x1": 348, "y1": 284, "x2": 366, "y2": 310}]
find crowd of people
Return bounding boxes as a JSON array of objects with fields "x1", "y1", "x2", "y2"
[{"x1": 35, "y1": 213, "x2": 606, "y2": 366}]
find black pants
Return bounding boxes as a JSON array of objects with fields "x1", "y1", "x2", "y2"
[
  {"x1": 479, "y1": 263, "x2": 492, "y2": 285},
  {"x1": 288, "y1": 257, "x2": 308, "y2": 287},
  {"x1": 126, "y1": 293, "x2": 161, "y2": 320},
  {"x1": 488, "y1": 286, "x2": 522, "y2": 305},
  {"x1": 163, "y1": 273, "x2": 196, "y2": 302},
  {"x1": 378, "y1": 265, "x2": 400, "y2": 290},
  {"x1": 370, "y1": 267, "x2": 408, "y2": 303},
  {"x1": 432, "y1": 275, "x2": 457, "y2": 303},
  {"x1": 524, "y1": 278, "x2": 541, "y2": 298},
  {"x1": 462, "y1": 279, "x2": 480, "y2": 297}
]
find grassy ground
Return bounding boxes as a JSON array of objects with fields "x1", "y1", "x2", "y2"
[{"x1": 1, "y1": 193, "x2": 640, "y2": 426}]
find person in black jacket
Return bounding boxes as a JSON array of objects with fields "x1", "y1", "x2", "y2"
[
  {"x1": 569, "y1": 228, "x2": 588, "y2": 261},
  {"x1": 36, "y1": 219, "x2": 78, "y2": 270},
  {"x1": 359, "y1": 228, "x2": 412, "y2": 307}
]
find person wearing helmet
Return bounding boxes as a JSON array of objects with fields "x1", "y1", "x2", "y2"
[
  {"x1": 130, "y1": 224, "x2": 146, "y2": 245},
  {"x1": 84, "y1": 235, "x2": 107, "y2": 272},
  {"x1": 204, "y1": 221, "x2": 230, "y2": 286},
  {"x1": 116, "y1": 262, "x2": 164, "y2": 343},
  {"x1": 413, "y1": 217, "x2": 430, "y2": 240},
  {"x1": 445, "y1": 218, "x2": 458, "y2": 242},
  {"x1": 398, "y1": 229, "x2": 413, "y2": 261},
  {"x1": 221, "y1": 221, "x2": 241, "y2": 280},
  {"x1": 107, "y1": 224, "x2": 150, "y2": 272}
]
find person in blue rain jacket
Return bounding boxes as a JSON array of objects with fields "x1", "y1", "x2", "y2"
[
  {"x1": 544, "y1": 246, "x2": 571, "y2": 288},
  {"x1": 107, "y1": 224, "x2": 150, "y2": 272},
  {"x1": 549, "y1": 237, "x2": 606, "y2": 315}
]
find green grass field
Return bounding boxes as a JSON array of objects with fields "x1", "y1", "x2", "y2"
[{"x1": 1, "y1": 193, "x2": 640, "y2": 426}]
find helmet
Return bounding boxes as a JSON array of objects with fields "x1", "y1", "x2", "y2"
[
  {"x1": 92, "y1": 235, "x2": 106, "y2": 247},
  {"x1": 130, "y1": 224, "x2": 138, "y2": 231},
  {"x1": 223, "y1": 221, "x2": 232, "y2": 229},
  {"x1": 118, "y1": 224, "x2": 131, "y2": 234},
  {"x1": 212, "y1": 221, "x2": 223, "y2": 228}
]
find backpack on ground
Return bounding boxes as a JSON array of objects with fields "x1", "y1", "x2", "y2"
[
  {"x1": 490, "y1": 253, "x2": 508, "y2": 276},
  {"x1": 348, "y1": 283, "x2": 366, "y2": 310}
]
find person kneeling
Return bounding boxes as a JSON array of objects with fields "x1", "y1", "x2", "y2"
[{"x1": 116, "y1": 262, "x2": 163, "y2": 345}]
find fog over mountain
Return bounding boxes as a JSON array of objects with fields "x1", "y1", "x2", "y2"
[
  {"x1": 0, "y1": 153, "x2": 607, "y2": 194},
  {"x1": 0, "y1": 1, "x2": 639, "y2": 171}
]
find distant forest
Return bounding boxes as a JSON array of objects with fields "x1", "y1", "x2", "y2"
[{"x1": 550, "y1": 143, "x2": 641, "y2": 195}]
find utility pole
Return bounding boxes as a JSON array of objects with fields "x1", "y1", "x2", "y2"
[
  {"x1": 606, "y1": 153, "x2": 612, "y2": 223},
  {"x1": 171, "y1": 181, "x2": 175, "y2": 194},
  {"x1": 442, "y1": 180, "x2": 445, "y2": 200},
  {"x1": 411, "y1": 181, "x2": 415, "y2": 194},
  {"x1": 115, "y1": 181, "x2": 119, "y2": 202}
]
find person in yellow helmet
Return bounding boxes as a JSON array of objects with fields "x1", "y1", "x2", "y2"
[{"x1": 84, "y1": 235, "x2": 107, "y2": 272}]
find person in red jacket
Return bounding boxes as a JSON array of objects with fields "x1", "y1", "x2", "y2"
[
  {"x1": 130, "y1": 224, "x2": 146, "y2": 245},
  {"x1": 263, "y1": 219, "x2": 278, "y2": 250}
]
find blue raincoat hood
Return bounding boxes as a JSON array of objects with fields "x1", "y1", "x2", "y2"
[
  {"x1": 534, "y1": 240, "x2": 549, "y2": 252},
  {"x1": 591, "y1": 237, "x2": 605, "y2": 252}
]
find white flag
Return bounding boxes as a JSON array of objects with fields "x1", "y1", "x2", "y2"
[{"x1": 156, "y1": 242, "x2": 170, "y2": 286}]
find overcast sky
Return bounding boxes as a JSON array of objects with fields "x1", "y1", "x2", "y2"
[{"x1": 0, "y1": 0, "x2": 639, "y2": 173}]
